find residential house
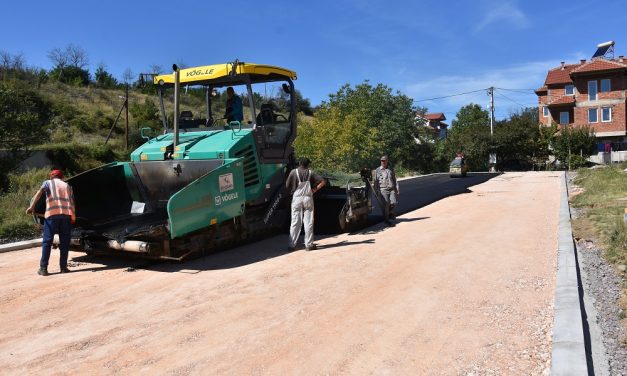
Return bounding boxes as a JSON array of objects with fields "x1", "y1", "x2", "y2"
[
  {"x1": 536, "y1": 50, "x2": 627, "y2": 160},
  {"x1": 416, "y1": 112, "x2": 448, "y2": 139}
]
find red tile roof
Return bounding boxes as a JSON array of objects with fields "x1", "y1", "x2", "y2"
[
  {"x1": 544, "y1": 64, "x2": 581, "y2": 85},
  {"x1": 570, "y1": 58, "x2": 627, "y2": 75},
  {"x1": 535, "y1": 86, "x2": 548, "y2": 94},
  {"x1": 424, "y1": 113, "x2": 446, "y2": 121},
  {"x1": 547, "y1": 96, "x2": 575, "y2": 107}
]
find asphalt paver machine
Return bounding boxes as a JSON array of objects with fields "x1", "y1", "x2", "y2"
[{"x1": 35, "y1": 61, "x2": 371, "y2": 260}]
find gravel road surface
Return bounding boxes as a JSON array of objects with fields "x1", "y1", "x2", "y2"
[{"x1": 0, "y1": 172, "x2": 561, "y2": 375}]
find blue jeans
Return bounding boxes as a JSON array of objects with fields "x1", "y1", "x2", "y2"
[{"x1": 40, "y1": 215, "x2": 71, "y2": 270}]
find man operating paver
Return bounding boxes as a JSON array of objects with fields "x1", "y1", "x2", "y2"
[{"x1": 25, "y1": 168, "x2": 75, "y2": 276}]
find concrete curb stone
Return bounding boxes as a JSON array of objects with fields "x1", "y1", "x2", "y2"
[
  {"x1": 0, "y1": 238, "x2": 42, "y2": 253},
  {"x1": 550, "y1": 172, "x2": 588, "y2": 375}
]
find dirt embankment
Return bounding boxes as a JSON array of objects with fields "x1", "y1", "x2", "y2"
[{"x1": 0, "y1": 172, "x2": 560, "y2": 375}]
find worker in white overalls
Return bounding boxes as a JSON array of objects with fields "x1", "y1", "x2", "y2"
[{"x1": 286, "y1": 158, "x2": 326, "y2": 252}]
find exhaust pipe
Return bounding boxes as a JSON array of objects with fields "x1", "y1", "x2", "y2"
[
  {"x1": 106, "y1": 240, "x2": 150, "y2": 253},
  {"x1": 173, "y1": 64, "x2": 180, "y2": 149},
  {"x1": 51, "y1": 235, "x2": 81, "y2": 248}
]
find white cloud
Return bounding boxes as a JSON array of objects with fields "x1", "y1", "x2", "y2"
[
  {"x1": 474, "y1": 1, "x2": 529, "y2": 33},
  {"x1": 405, "y1": 60, "x2": 556, "y2": 121}
]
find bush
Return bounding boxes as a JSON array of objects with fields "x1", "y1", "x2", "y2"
[
  {"x1": 551, "y1": 125, "x2": 597, "y2": 167},
  {"x1": 0, "y1": 168, "x2": 49, "y2": 243},
  {"x1": 44, "y1": 143, "x2": 117, "y2": 174},
  {"x1": 569, "y1": 155, "x2": 588, "y2": 169},
  {"x1": 0, "y1": 82, "x2": 52, "y2": 191},
  {"x1": 49, "y1": 66, "x2": 90, "y2": 86},
  {"x1": 130, "y1": 99, "x2": 160, "y2": 126}
]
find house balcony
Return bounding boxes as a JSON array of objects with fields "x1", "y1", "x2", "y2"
[{"x1": 547, "y1": 96, "x2": 576, "y2": 108}]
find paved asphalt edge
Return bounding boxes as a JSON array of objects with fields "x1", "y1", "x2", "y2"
[{"x1": 550, "y1": 171, "x2": 589, "y2": 375}]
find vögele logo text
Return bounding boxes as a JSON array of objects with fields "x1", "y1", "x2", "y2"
[
  {"x1": 214, "y1": 192, "x2": 238, "y2": 206},
  {"x1": 185, "y1": 68, "x2": 214, "y2": 77}
]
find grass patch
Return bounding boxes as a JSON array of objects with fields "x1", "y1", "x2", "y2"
[
  {"x1": 571, "y1": 163, "x2": 627, "y2": 331},
  {"x1": 571, "y1": 163, "x2": 627, "y2": 270},
  {"x1": 0, "y1": 168, "x2": 49, "y2": 243}
]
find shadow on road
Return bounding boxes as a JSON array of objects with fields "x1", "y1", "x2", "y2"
[
  {"x1": 68, "y1": 173, "x2": 500, "y2": 273},
  {"x1": 312, "y1": 238, "x2": 376, "y2": 251}
]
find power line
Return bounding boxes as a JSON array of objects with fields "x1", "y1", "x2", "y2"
[
  {"x1": 413, "y1": 88, "x2": 487, "y2": 103},
  {"x1": 494, "y1": 89, "x2": 535, "y2": 108},
  {"x1": 494, "y1": 92, "x2": 527, "y2": 107},
  {"x1": 495, "y1": 87, "x2": 538, "y2": 94}
]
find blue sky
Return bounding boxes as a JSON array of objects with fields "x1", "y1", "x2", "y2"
[{"x1": 2, "y1": 0, "x2": 626, "y2": 122}]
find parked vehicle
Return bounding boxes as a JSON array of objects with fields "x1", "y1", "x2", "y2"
[{"x1": 449, "y1": 157, "x2": 468, "y2": 177}]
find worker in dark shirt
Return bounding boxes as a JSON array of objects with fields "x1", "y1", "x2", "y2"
[
  {"x1": 224, "y1": 87, "x2": 243, "y2": 123},
  {"x1": 285, "y1": 158, "x2": 326, "y2": 251}
]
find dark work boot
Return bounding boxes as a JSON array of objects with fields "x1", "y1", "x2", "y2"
[
  {"x1": 37, "y1": 268, "x2": 49, "y2": 276},
  {"x1": 60, "y1": 267, "x2": 71, "y2": 274}
]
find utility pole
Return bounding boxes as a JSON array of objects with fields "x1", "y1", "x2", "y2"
[
  {"x1": 487, "y1": 87, "x2": 496, "y2": 172},
  {"x1": 488, "y1": 87, "x2": 494, "y2": 135},
  {"x1": 104, "y1": 88, "x2": 129, "y2": 146},
  {"x1": 125, "y1": 84, "x2": 129, "y2": 150}
]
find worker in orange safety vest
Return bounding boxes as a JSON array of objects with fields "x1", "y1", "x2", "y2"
[{"x1": 26, "y1": 169, "x2": 76, "y2": 276}]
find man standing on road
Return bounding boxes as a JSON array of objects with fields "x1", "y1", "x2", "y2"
[
  {"x1": 286, "y1": 158, "x2": 326, "y2": 252},
  {"x1": 373, "y1": 155, "x2": 399, "y2": 226},
  {"x1": 25, "y1": 169, "x2": 75, "y2": 276}
]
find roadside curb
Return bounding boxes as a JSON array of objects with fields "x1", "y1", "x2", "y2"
[
  {"x1": 0, "y1": 238, "x2": 42, "y2": 253},
  {"x1": 551, "y1": 172, "x2": 588, "y2": 375}
]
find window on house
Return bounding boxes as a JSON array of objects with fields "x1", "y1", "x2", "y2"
[
  {"x1": 542, "y1": 106, "x2": 549, "y2": 117},
  {"x1": 565, "y1": 84, "x2": 575, "y2": 95},
  {"x1": 600, "y1": 79, "x2": 611, "y2": 92},
  {"x1": 588, "y1": 80, "x2": 597, "y2": 100},
  {"x1": 559, "y1": 111, "x2": 569, "y2": 124},
  {"x1": 588, "y1": 108, "x2": 598, "y2": 123},
  {"x1": 602, "y1": 107, "x2": 612, "y2": 122}
]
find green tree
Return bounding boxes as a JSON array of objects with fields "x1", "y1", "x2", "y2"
[
  {"x1": 47, "y1": 45, "x2": 90, "y2": 86},
  {"x1": 411, "y1": 107, "x2": 446, "y2": 173},
  {"x1": 450, "y1": 103, "x2": 489, "y2": 131},
  {"x1": 445, "y1": 104, "x2": 491, "y2": 170},
  {"x1": 551, "y1": 125, "x2": 597, "y2": 169},
  {"x1": 294, "y1": 81, "x2": 417, "y2": 172},
  {"x1": 94, "y1": 63, "x2": 118, "y2": 88},
  {"x1": 492, "y1": 107, "x2": 540, "y2": 170},
  {"x1": 534, "y1": 124, "x2": 557, "y2": 169},
  {"x1": 49, "y1": 65, "x2": 90, "y2": 86},
  {"x1": 275, "y1": 88, "x2": 314, "y2": 116},
  {"x1": 129, "y1": 100, "x2": 161, "y2": 147},
  {"x1": 0, "y1": 82, "x2": 51, "y2": 190}
]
